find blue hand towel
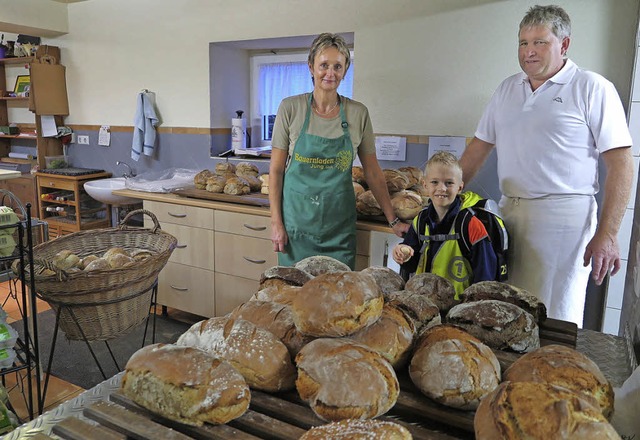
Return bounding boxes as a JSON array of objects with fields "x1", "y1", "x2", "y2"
[{"x1": 131, "y1": 91, "x2": 159, "y2": 161}]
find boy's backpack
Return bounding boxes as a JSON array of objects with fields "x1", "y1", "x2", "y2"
[{"x1": 414, "y1": 193, "x2": 508, "y2": 282}]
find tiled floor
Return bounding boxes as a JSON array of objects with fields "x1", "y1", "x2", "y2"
[{"x1": 1, "y1": 279, "x2": 85, "y2": 424}]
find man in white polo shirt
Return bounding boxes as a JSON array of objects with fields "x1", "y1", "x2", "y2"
[{"x1": 460, "y1": 4, "x2": 633, "y2": 326}]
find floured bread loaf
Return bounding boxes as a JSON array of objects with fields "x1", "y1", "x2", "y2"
[
  {"x1": 410, "y1": 325, "x2": 501, "y2": 410},
  {"x1": 260, "y1": 266, "x2": 313, "y2": 289},
  {"x1": 404, "y1": 272, "x2": 458, "y2": 313},
  {"x1": 503, "y1": 344, "x2": 614, "y2": 419},
  {"x1": 383, "y1": 169, "x2": 410, "y2": 193},
  {"x1": 397, "y1": 166, "x2": 423, "y2": 187},
  {"x1": 294, "y1": 255, "x2": 351, "y2": 276},
  {"x1": 295, "y1": 338, "x2": 399, "y2": 421},
  {"x1": 356, "y1": 190, "x2": 383, "y2": 216},
  {"x1": 475, "y1": 381, "x2": 621, "y2": 440},
  {"x1": 215, "y1": 161, "x2": 236, "y2": 175},
  {"x1": 461, "y1": 281, "x2": 547, "y2": 323},
  {"x1": 387, "y1": 290, "x2": 441, "y2": 331},
  {"x1": 446, "y1": 300, "x2": 539, "y2": 353},
  {"x1": 243, "y1": 175, "x2": 262, "y2": 192},
  {"x1": 300, "y1": 419, "x2": 412, "y2": 439},
  {"x1": 360, "y1": 266, "x2": 405, "y2": 297},
  {"x1": 229, "y1": 300, "x2": 313, "y2": 357},
  {"x1": 352, "y1": 166, "x2": 366, "y2": 186},
  {"x1": 205, "y1": 174, "x2": 227, "y2": 193},
  {"x1": 177, "y1": 316, "x2": 296, "y2": 392},
  {"x1": 292, "y1": 271, "x2": 383, "y2": 337},
  {"x1": 194, "y1": 169, "x2": 214, "y2": 190},
  {"x1": 353, "y1": 181, "x2": 365, "y2": 199},
  {"x1": 224, "y1": 176, "x2": 250, "y2": 195},
  {"x1": 259, "y1": 173, "x2": 269, "y2": 195},
  {"x1": 120, "y1": 343, "x2": 250, "y2": 426},
  {"x1": 391, "y1": 190, "x2": 423, "y2": 221},
  {"x1": 236, "y1": 161, "x2": 259, "y2": 178},
  {"x1": 350, "y1": 303, "x2": 416, "y2": 368},
  {"x1": 252, "y1": 284, "x2": 301, "y2": 306}
]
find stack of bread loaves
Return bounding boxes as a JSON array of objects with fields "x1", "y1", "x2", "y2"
[{"x1": 193, "y1": 161, "x2": 262, "y2": 195}]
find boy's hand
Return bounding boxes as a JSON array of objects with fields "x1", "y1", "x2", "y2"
[{"x1": 392, "y1": 244, "x2": 414, "y2": 264}]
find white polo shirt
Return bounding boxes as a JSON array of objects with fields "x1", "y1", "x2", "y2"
[{"x1": 475, "y1": 59, "x2": 632, "y2": 198}]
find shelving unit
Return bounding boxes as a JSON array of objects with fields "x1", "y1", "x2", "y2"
[
  {"x1": 0, "y1": 189, "x2": 45, "y2": 421},
  {"x1": 36, "y1": 172, "x2": 112, "y2": 237}
]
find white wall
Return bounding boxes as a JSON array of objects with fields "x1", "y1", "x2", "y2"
[{"x1": 4, "y1": 0, "x2": 639, "y2": 135}]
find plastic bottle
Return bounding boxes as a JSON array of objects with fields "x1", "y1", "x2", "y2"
[{"x1": 231, "y1": 110, "x2": 247, "y2": 149}]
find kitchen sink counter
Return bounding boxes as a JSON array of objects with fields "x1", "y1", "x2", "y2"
[{"x1": 112, "y1": 188, "x2": 395, "y2": 233}]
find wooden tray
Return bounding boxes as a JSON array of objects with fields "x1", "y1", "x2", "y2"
[
  {"x1": 172, "y1": 187, "x2": 270, "y2": 207},
  {"x1": 48, "y1": 318, "x2": 576, "y2": 440}
]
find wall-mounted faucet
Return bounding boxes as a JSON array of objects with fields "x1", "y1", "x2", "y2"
[{"x1": 116, "y1": 160, "x2": 136, "y2": 178}]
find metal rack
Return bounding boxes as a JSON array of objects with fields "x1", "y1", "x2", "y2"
[{"x1": 0, "y1": 189, "x2": 48, "y2": 421}]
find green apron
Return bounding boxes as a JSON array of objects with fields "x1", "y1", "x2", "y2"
[{"x1": 278, "y1": 94, "x2": 356, "y2": 269}]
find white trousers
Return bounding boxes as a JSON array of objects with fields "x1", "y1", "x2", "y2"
[{"x1": 499, "y1": 195, "x2": 597, "y2": 327}]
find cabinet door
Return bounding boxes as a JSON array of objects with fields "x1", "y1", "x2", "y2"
[
  {"x1": 159, "y1": 222, "x2": 214, "y2": 270},
  {"x1": 214, "y1": 210, "x2": 271, "y2": 239},
  {"x1": 157, "y1": 262, "x2": 215, "y2": 317},
  {"x1": 214, "y1": 273, "x2": 260, "y2": 316},
  {"x1": 214, "y1": 232, "x2": 276, "y2": 280},
  {"x1": 144, "y1": 200, "x2": 214, "y2": 230}
]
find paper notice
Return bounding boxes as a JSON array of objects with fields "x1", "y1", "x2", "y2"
[
  {"x1": 428, "y1": 136, "x2": 467, "y2": 159},
  {"x1": 98, "y1": 125, "x2": 111, "y2": 146},
  {"x1": 41, "y1": 115, "x2": 58, "y2": 137},
  {"x1": 375, "y1": 136, "x2": 406, "y2": 161}
]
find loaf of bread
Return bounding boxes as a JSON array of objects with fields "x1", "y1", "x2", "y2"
[
  {"x1": 205, "y1": 174, "x2": 227, "y2": 193},
  {"x1": 84, "y1": 257, "x2": 111, "y2": 272},
  {"x1": 409, "y1": 325, "x2": 501, "y2": 410},
  {"x1": 215, "y1": 161, "x2": 236, "y2": 175},
  {"x1": 461, "y1": 281, "x2": 547, "y2": 323},
  {"x1": 391, "y1": 190, "x2": 423, "y2": 221},
  {"x1": 350, "y1": 303, "x2": 416, "y2": 368},
  {"x1": 503, "y1": 344, "x2": 614, "y2": 419},
  {"x1": 78, "y1": 254, "x2": 99, "y2": 270},
  {"x1": 52, "y1": 250, "x2": 81, "y2": 270},
  {"x1": 446, "y1": 300, "x2": 539, "y2": 353},
  {"x1": 229, "y1": 300, "x2": 313, "y2": 357},
  {"x1": 295, "y1": 338, "x2": 400, "y2": 421},
  {"x1": 474, "y1": 381, "x2": 621, "y2": 440},
  {"x1": 360, "y1": 266, "x2": 405, "y2": 298},
  {"x1": 404, "y1": 272, "x2": 458, "y2": 313},
  {"x1": 252, "y1": 285, "x2": 301, "y2": 306},
  {"x1": 383, "y1": 169, "x2": 410, "y2": 193},
  {"x1": 224, "y1": 176, "x2": 250, "y2": 195},
  {"x1": 194, "y1": 169, "x2": 214, "y2": 189},
  {"x1": 291, "y1": 271, "x2": 383, "y2": 337},
  {"x1": 294, "y1": 255, "x2": 351, "y2": 276},
  {"x1": 120, "y1": 343, "x2": 250, "y2": 426},
  {"x1": 107, "y1": 252, "x2": 135, "y2": 268},
  {"x1": 353, "y1": 181, "x2": 365, "y2": 200},
  {"x1": 177, "y1": 316, "x2": 296, "y2": 392},
  {"x1": 260, "y1": 266, "x2": 313, "y2": 289},
  {"x1": 356, "y1": 190, "x2": 383, "y2": 216},
  {"x1": 236, "y1": 161, "x2": 259, "y2": 178},
  {"x1": 397, "y1": 166, "x2": 423, "y2": 187},
  {"x1": 243, "y1": 175, "x2": 262, "y2": 192},
  {"x1": 387, "y1": 290, "x2": 441, "y2": 331},
  {"x1": 351, "y1": 166, "x2": 367, "y2": 186},
  {"x1": 300, "y1": 419, "x2": 412, "y2": 439}
]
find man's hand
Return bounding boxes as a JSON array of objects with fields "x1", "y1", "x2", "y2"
[{"x1": 583, "y1": 230, "x2": 620, "y2": 285}]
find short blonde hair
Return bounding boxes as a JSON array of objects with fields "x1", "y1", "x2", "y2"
[
  {"x1": 425, "y1": 151, "x2": 463, "y2": 177},
  {"x1": 308, "y1": 33, "x2": 351, "y2": 73}
]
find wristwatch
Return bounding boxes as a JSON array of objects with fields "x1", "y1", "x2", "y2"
[{"x1": 389, "y1": 217, "x2": 401, "y2": 228}]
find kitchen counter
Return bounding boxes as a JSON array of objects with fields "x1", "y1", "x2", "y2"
[{"x1": 112, "y1": 188, "x2": 395, "y2": 233}]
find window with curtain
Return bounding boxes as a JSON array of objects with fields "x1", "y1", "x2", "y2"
[{"x1": 257, "y1": 60, "x2": 354, "y2": 140}]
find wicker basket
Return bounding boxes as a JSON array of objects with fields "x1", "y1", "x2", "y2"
[{"x1": 18, "y1": 209, "x2": 177, "y2": 341}]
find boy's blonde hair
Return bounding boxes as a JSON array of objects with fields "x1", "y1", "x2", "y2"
[{"x1": 425, "y1": 151, "x2": 463, "y2": 179}]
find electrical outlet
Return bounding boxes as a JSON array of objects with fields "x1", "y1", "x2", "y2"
[{"x1": 77, "y1": 135, "x2": 89, "y2": 145}]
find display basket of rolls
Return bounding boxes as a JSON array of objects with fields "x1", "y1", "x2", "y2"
[{"x1": 14, "y1": 209, "x2": 177, "y2": 341}]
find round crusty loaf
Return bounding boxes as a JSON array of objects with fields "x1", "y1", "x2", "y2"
[
  {"x1": 177, "y1": 316, "x2": 296, "y2": 392},
  {"x1": 224, "y1": 176, "x2": 250, "y2": 195},
  {"x1": 205, "y1": 174, "x2": 227, "y2": 193},
  {"x1": 300, "y1": 419, "x2": 412, "y2": 439},
  {"x1": 397, "y1": 166, "x2": 423, "y2": 187},
  {"x1": 243, "y1": 174, "x2": 262, "y2": 192},
  {"x1": 251, "y1": 284, "x2": 301, "y2": 306},
  {"x1": 404, "y1": 272, "x2": 458, "y2": 313},
  {"x1": 260, "y1": 266, "x2": 314, "y2": 289},
  {"x1": 360, "y1": 266, "x2": 405, "y2": 298},
  {"x1": 409, "y1": 325, "x2": 501, "y2": 410},
  {"x1": 353, "y1": 181, "x2": 365, "y2": 200},
  {"x1": 194, "y1": 169, "x2": 214, "y2": 190},
  {"x1": 294, "y1": 255, "x2": 351, "y2": 276},
  {"x1": 295, "y1": 338, "x2": 399, "y2": 421},
  {"x1": 121, "y1": 343, "x2": 250, "y2": 426},
  {"x1": 349, "y1": 303, "x2": 416, "y2": 369},
  {"x1": 236, "y1": 161, "x2": 259, "y2": 177},
  {"x1": 215, "y1": 161, "x2": 236, "y2": 175},
  {"x1": 383, "y1": 169, "x2": 410, "y2": 193},
  {"x1": 461, "y1": 281, "x2": 547, "y2": 323},
  {"x1": 446, "y1": 299, "x2": 539, "y2": 353},
  {"x1": 356, "y1": 190, "x2": 383, "y2": 216},
  {"x1": 503, "y1": 344, "x2": 614, "y2": 419},
  {"x1": 229, "y1": 300, "x2": 313, "y2": 357},
  {"x1": 291, "y1": 271, "x2": 384, "y2": 337},
  {"x1": 352, "y1": 166, "x2": 367, "y2": 186},
  {"x1": 387, "y1": 290, "x2": 441, "y2": 331},
  {"x1": 391, "y1": 190, "x2": 423, "y2": 221},
  {"x1": 474, "y1": 381, "x2": 621, "y2": 440}
]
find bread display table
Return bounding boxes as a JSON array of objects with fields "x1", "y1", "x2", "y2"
[{"x1": 5, "y1": 320, "x2": 634, "y2": 440}]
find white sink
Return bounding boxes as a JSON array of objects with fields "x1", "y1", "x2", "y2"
[{"x1": 83, "y1": 177, "x2": 139, "y2": 206}]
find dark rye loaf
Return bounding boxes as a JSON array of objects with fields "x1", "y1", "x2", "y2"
[
  {"x1": 404, "y1": 272, "x2": 458, "y2": 313},
  {"x1": 461, "y1": 281, "x2": 547, "y2": 323},
  {"x1": 446, "y1": 299, "x2": 539, "y2": 353}
]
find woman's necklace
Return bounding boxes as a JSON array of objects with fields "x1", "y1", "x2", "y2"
[{"x1": 312, "y1": 97, "x2": 339, "y2": 116}]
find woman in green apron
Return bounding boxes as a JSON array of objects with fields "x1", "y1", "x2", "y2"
[{"x1": 269, "y1": 33, "x2": 408, "y2": 269}]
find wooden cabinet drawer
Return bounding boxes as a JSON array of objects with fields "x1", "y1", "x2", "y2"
[
  {"x1": 214, "y1": 210, "x2": 271, "y2": 239},
  {"x1": 356, "y1": 230, "x2": 370, "y2": 257},
  {"x1": 37, "y1": 176, "x2": 75, "y2": 191},
  {"x1": 159, "y1": 222, "x2": 214, "y2": 270},
  {"x1": 157, "y1": 262, "x2": 215, "y2": 317},
  {"x1": 214, "y1": 273, "x2": 259, "y2": 316},
  {"x1": 144, "y1": 200, "x2": 214, "y2": 229},
  {"x1": 214, "y1": 232, "x2": 276, "y2": 280}
]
